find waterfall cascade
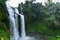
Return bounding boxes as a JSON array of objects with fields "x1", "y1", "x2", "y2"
[
  {"x1": 5, "y1": 1, "x2": 19, "y2": 40},
  {"x1": 5, "y1": 0, "x2": 36, "y2": 40},
  {"x1": 15, "y1": 8, "x2": 26, "y2": 40}
]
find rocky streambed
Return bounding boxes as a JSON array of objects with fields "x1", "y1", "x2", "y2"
[{"x1": 26, "y1": 32, "x2": 48, "y2": 40}]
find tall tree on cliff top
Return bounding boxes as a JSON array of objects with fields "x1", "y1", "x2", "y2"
[{"x1": 47, "y1": 0, "x2": 52, "y2": 5}]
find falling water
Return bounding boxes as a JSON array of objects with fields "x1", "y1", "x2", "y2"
[
  {"x1": 20, "y1": 15, "x2": 26, "y2": 39},
  {"x1": 20, "y1": 14, "x2": 26, "y2": 40},
  {"x1": 5, "y1": 1, "x2": 19, "y2": 40},
  {"x1": 6, "y1": 0, "x2": 36, "y2": 40},
  {"x1": 15, "y1": 7, "x2": 36, "y2": 40},
  {"x1": 15, "y1": 8, "x2": 26, "y2": 40}
]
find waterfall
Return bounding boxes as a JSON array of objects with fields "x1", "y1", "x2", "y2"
[
  {"x1": 20, "y1": 15, "x2": 26, "y2": 38},
  {"x1": 6, "y1": 1, "x2": 26, "y2": 40},
  {"x1": 6, "y1": 1, "x2": 36, "y2": 40},
  {"x1": 15, "y1": 8, "x2": 26, "y2": 40},
  {"x1": 5, "y1": 1, "x2": 19, "y2": 40}
]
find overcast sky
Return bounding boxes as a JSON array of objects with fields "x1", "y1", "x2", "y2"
[
  {"x1": 7, "y1": 0, "x2": 60, "y2": 7},
  {"x1": 36, "y1": 0, "x2": 59, "y2": 2},
  {"x1": 35, "y1": 0, "x2": 59, "y2": 5},
  {"x1": 18, "y1": 0, "x2": 60, "y2": 5},
  {"x1": 8, "y1": 0, "x2": 60, "y2": 4},
  {"x1": 37, "y1": 0, "x2": 60, "y2": 3},
  {"x1": 18, "y1": 0, "x2": 60, "y2": 3}
]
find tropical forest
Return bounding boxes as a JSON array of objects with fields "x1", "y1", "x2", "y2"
[{"x1": 0, "y1": 0, "x2": 60, "y2": 40}]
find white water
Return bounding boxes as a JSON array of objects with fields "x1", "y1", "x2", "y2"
[
  {"x1": 6, "y1": 0, "x2": 36, "y2": 40},
  {"x1": 15, "y1": 8, "x2": 26, "y2": 40},
  {"x1": 20, "y1": 15, "x2": 26, "y2": 39},
  {"x1": 6, "y1": 1, "x2": 26, "y2": 40},
  {"x1": 6, "y1": 1, "x2": 19, "y2": 40}
]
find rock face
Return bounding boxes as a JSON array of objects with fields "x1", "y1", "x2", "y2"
[{"x1": 26, "y1": 32, "x2": 48, "y2": 40}]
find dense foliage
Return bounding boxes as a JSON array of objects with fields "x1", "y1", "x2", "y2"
[
  {"x1": 22, "y1": 1, "x2": 60, "y2": 40},
  {"x1": 0, "y1": 0, "x2": 10, "y2": 40},
  {"x1": 0, "y1": 0, "x2": 60, "y2": 40}
]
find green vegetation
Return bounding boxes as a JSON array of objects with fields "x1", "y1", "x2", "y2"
[
  {"x1": 0, "y1": 0, "x2": 60, "y2": 40},
  {"x1": 0, "y1": 0, "x2": 10, "y2": 40}
]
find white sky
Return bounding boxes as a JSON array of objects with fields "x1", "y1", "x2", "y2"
[
  {"x1": 33, "y1": 0, "x2": 60, "y2": 3},
  {"x1": 6, "y1": 0, "x2": 60, "y2": 7},
  {"x1": 16, "y1": 0, "x2": 60, "y2": 3},
  {"x1": 8, "y1": 0, "x2": 60, "y2": 3},
  {"x1": 34, "y1": 0, "x2": 60, "y2": 5},
  {"x1": 18, "y1": 0, "x2": 60, "y2": 5}
]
